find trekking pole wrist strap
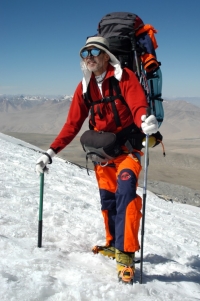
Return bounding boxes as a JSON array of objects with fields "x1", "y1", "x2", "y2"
[{"x1": 44, "y1": 152, "x2": 52, "y2": 164}]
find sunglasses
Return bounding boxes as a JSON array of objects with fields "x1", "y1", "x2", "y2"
[{"x1": 80, "y1": 48, "x2": 103, "y2": 59}]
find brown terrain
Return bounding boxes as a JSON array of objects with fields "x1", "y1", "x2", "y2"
[{"x1": 1, "y1": 98, "x2": 200, "y2": 206}]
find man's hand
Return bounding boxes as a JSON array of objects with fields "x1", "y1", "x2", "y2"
[
  {"x1": 35, "y1": 149, "x2": 55, "y2": 175},
  {"x1": 141, "y1": 115, "x2": 158, "y2": 135}
]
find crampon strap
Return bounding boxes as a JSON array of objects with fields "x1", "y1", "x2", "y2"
[{"x1": 120, "y1": 266, "x2": 134, "y2": 283}]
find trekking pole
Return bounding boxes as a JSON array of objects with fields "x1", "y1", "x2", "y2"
[
  {"x1": 38, "y1": 173, "x2": 44, "y2": 248},
  {"x1": 140, "y1": 109, "x2": 150, "y2": 284},
  {"x1": 129, "y1": 32, "x2": 141, "y2": 78}
]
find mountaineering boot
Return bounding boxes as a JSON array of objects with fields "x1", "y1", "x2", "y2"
[
  {"x1": 115, "y1": 249, "x2": 135, "y2": 284},
  {"x1": 92, "y1": 245, "x2": 116, "y2": 259}
]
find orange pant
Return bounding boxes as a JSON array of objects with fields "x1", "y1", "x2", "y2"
[{"x1": 94, "y1": 153, "x2": 143, "y2": 252}]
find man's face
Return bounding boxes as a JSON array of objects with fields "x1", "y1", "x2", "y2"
[{"x1": 83, "y1": 47, "x2": 110, "y2": 75}]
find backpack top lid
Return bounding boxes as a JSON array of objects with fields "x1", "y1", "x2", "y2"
[
  {"x1": 97, "y1": 12, "x2": 160, "y2": 74},
  {"x1": 98, "y1": 12, "x2": 144, "y2": 38}
]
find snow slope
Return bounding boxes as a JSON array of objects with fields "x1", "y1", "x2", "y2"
[{"x1": 0, "y1": 133, "x2": 199, "y2": 301}]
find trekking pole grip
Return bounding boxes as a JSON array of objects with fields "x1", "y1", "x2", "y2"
[
  {"x1": 38, "y1": 173, "x2": 44, "y2": 248},
  {"x1": 146, "y1": 107, "x2": 151, "y2": 118}
]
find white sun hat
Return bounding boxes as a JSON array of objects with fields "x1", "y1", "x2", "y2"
[{"x1": 80, "y1": 36, "x2": 122, "y2": 93}]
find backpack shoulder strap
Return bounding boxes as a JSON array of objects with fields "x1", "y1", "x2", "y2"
[
  {"x1": 109, "y1": 76, "x2": 128, "y2": 108},
  {"x1": 83, "y1": 82, "x2": 96, "y2": 128},
  {"x1": 83, "y1": 83, "x2": 92, "y2": 108},
  {"x1": 108, "y1": 77, "x2": 121, "y2": 128},
  {"x1": 108, "y1": 76, "x2": 131, "y2": 128}
]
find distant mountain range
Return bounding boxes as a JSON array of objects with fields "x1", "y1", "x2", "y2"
[
  {"x1": 0, "y1": 95, "x2": 200, "y2": 140},
  {"x1": 165, "y1": 97, "x2": 200, "y2": 107},
  {"x1": 0, "y1": 94, "x2": 72, "y2": 112}
]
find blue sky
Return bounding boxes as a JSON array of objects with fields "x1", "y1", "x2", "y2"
[{"x1": 1, "y1": 0, "x2": 200, "y2": 98}]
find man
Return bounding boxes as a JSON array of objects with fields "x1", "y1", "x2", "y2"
[{"x1": 36, "y1": 36, "x2": 158, "y2": 284}]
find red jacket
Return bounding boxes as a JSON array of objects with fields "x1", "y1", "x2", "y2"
[{"x1": 50, "y1": 64, "x2": 148, "y2": 153}]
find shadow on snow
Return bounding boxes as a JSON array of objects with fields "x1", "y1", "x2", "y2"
[{"x1": 135, "y1": 254, "x2": 200, "y2": 284}]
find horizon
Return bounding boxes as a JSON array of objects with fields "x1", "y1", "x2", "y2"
[
  {"x1": 0, "y1": 93, "x2": 200, "y2": 100},
  {"x1": 1, "y1": 93, "x2": 200, "y2": 101}
]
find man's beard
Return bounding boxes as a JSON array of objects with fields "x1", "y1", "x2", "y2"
[{"x1": 86, "y1": 59, "x2": 103, "y2": 73}]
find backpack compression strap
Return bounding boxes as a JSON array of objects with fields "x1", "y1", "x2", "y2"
[{"x1": 83, "y1": 77, "x2": 129, "y2": 128}]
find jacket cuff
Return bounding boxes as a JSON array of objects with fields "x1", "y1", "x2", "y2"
[{"x1": 47, "y1": 148, "x2": 56, "y2": 158}]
